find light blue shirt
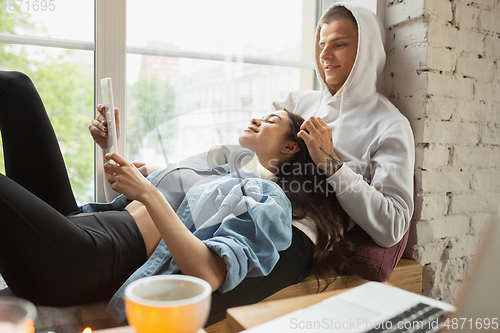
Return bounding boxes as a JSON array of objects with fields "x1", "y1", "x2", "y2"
[{"x1": 81, "y1": 149, "x2": 292, "y2": 323}]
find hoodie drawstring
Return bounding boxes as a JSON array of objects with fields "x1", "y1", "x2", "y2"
[{"x1": 336, "y1": 87, "x2": 345, "y2": 148}]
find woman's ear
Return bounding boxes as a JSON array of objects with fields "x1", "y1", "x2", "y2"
[{"x1": 281, "y1": 141, "x2": 300, "y2": 155}]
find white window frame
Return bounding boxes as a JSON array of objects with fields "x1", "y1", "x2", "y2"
[
  {"x1": 95, "y1": 0, "x2": 126, "y2": 202},
  {"x1": 95, "y1": 0, "x2": 319, "y2": 202}
]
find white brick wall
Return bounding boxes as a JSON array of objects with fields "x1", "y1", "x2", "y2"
[
  {"x1": 454, "y1": 146, "x2": 495, "y2": 167},
  {"x1": 426, "y1": 47, "x2": 455, "y2": 73},
  {"x1": 425, "y1": 0, "x2": 453, "y2": 21},
  {"x1": 419, "y1": 193, "x2": 449, "y2": 220},
  {"x1": 482, "y1": 122, "x2": 500, "y2": 144},
  {"x1": 383, "y1": 0, "x2": 499, "y2": 302},
  {"x1": 454, "y1": 3, "x2": 479, "y2": 30},
  {"x1": 470, "y1": 213, "x2": 496, "y2": 235},
  {"x1": 424, "y1": 95, "x2": 454, "y2": 120},
  {"x1": 472, "y1": 169, "x2": 500, "y2": 191},
  {"x1": 456, "y1": 53, "x2": 495, "y2": 82},
  {"x1": 454, "y1": 99, "x2": 493, "y2": 122},
  {"x1": 421, "y1": 170, "x2": 471, "y2": 192},
  {"x1": 431, "y1": 215, "x2": 470, "y2": 239},
  {"x1": 423, "y1": 120, "x2": 479, "y2": 144},
  {"x1": 421, "y1": 144, "x2": 450, "y2": 169}
]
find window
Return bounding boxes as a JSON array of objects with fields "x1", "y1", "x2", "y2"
[
  {"x1": 0, "y1": 1, "x2": 95, "y2": 204},
  {"x1": 124, "y1": 0, "x2": 317, "y2": 167},
  {"x1": 1, "y1": 0, "x2": 318, "y2": 203}
]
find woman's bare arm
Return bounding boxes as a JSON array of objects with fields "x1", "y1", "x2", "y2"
[{"x1": 104, "y1": 152, "x2": 227, "y2": 291}]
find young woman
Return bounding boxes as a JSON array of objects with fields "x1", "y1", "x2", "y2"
[{"x1": 0, "y1": 71, "x2": 350, "y2": 314}]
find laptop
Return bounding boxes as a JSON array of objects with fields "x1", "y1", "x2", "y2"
[{"x1": 242, "y1": 217, "x2": 499, "y2": 333}]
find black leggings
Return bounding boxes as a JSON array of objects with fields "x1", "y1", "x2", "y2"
[{"x1": 0, "y1": 71, "x2": 147, "y2": 306}]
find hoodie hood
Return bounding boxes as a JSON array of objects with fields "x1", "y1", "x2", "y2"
[{"x1": 315, "y1": 2, "x2": 386, "y2": 101}]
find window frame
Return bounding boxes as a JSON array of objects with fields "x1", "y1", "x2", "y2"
[
  {"x1": 96, "y1": 0, "x2": 320, "y2": 202},
  {"x1": 95, "y1": 0, "x2": 126, "y2": 202},
  {"x1": 0, "y1": 0, "x2": 325, "y2": 202}
]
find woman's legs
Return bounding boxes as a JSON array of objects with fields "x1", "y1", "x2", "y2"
[
  {"x1": 0, "y1": 71, "x2": 78, "y2": 215},
  {"x1": 0, "y1": 173, "x2": 147, "y2": 305},
  {"x1": 0, "y1": 71, "x2": 147, "y2": 305}
]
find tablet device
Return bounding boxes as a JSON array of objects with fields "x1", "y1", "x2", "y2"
[{"x1": 101, "y1": 78, "x2": 120, "y2": 155}]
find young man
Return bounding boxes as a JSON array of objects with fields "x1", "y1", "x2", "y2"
[
  {"x1": 208, "y1": 3, "x2": 415, "y2": 325},
  {"x1": 275, "y1": 3, "x2": 415, "y2": 249}
]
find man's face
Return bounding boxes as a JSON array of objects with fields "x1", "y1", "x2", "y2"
[{"x1": 318, "y1": 18, "x2": 358, "y2": 95}]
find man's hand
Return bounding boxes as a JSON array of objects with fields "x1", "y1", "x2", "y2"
[
  {"x1": 89, "y1": 104, "x2": 120, "y2": 151},
  {"x1": 297, "y1": 116, "x2": 343, "y2": 178}
]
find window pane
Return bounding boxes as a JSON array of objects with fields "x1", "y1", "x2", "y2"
[
  {"x1": 1, "y1": 47, "x2": 95, "y2": 205},
  {"x1": 126, "y1": 0, "x2": 313, "y2": 165},
  {"x1": 3, "y1": 0, "x2": 94, "y2": 42},
  {"x1": 126, "y1": 55, "x2": 310, "y2": 165},
  {"x1": 0, "y1": 1, "x2": 95, "y2": 204},
  {"x1": 127, "y1": 0, "x2": 304, "y2": 60}
]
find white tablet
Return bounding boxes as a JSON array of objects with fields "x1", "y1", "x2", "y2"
[{"x1": 101, "y1": 78, "x2": 120, "y2": 155}]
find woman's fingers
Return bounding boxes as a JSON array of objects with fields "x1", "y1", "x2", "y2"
[
  {"x1": 103, "y1": 153, "x2": 153, "y2": 201},
  {"x1": 96, "y1": 104, "x2": 106, "y2": 115},
  {"x1": 103, "y1": 161, "x2": 121, "y2": 175},
  {"x1": 90, "y1": 119, "x2": 107, "y2": 135},
  {"x1": 105, "y1": 152, "x2": 128, "y2": 165},
  {"x1": 113, "y1": 107, "x2": 121, "y2": 139},
  {"x1": 89, "y1": 118, "x2": 108, "y2": 150},
  {"x1": 92, "y1": 105, "x2": 120, "y2": 143},
  {"x1": 114, "y1": 107, "x2": 120, "y2": 125}
]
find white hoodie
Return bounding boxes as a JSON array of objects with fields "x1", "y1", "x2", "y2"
[{"x1": 273, "y1": 3, "x2": 415, "y2": 248}]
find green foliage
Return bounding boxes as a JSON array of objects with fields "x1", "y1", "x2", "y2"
[
  {"x1": 1, "y1": 9, "x2": 177, "y2": 203},
  {"x1": 0, "y1": 9, "x2": 94, "y2": 204},
  {"x1": 0, "y1": 6, "x2": 33, "y2": 34},
  {"x1": 127, "y1": 75, "x2": 176, "y2": 158}
]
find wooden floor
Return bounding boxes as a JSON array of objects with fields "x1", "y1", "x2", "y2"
[{"x1": 205, "y1": 259, "x2": 423, "y2": 333}]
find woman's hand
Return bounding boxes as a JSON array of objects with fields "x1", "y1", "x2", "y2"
[
  {"x1": 107, "y1": 153, "x2": 227, "y2": 291},
  {"x1": 131, "y1": 161, "x2": 149, "y2": 177},
  {"x1": 297, "y1": 116, "x2": 343, "y2": 178},
  {"x1": 104, "y1": 153, "x2": 154, "y2": 201},
  {"x1": 89, "y1": 104, "x2": 120, "y2": 151}
]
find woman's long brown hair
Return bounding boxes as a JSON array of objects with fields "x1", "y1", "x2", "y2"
[{"x1": 275, "y1": 109, "x2": 353, "y2": 290}]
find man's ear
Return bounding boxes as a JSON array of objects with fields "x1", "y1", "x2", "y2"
[{"x1": 281, "y1": 141, "x2": 300, "y2": 155}]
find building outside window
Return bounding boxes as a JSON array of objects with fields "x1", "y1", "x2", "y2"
[
  {"x1": 0, "y1": 0, "x2": 350, "y2": 202},
  {"x1": 125, "y1": 0, "x2": 317, "y2": 167}
]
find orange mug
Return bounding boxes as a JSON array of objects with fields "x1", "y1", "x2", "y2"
[{"x1": 125, "y1": 275, "x2": 211, "y2": 333}]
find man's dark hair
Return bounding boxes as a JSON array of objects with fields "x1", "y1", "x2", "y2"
[{"x1": 320, "y1": 5, "x2": 358, "y2": 32}]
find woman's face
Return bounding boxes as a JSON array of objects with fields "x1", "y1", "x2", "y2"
[{"x1": 238, "y1": 110, "x2": 298, "y2": 170}]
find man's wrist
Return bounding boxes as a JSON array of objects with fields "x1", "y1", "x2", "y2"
[
  {"x1": 331, "y1": 159, "x2": 343, "y2": 174},
  {"x1": 325, "y1": 159, "x2": 343, "y2": 177}
]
